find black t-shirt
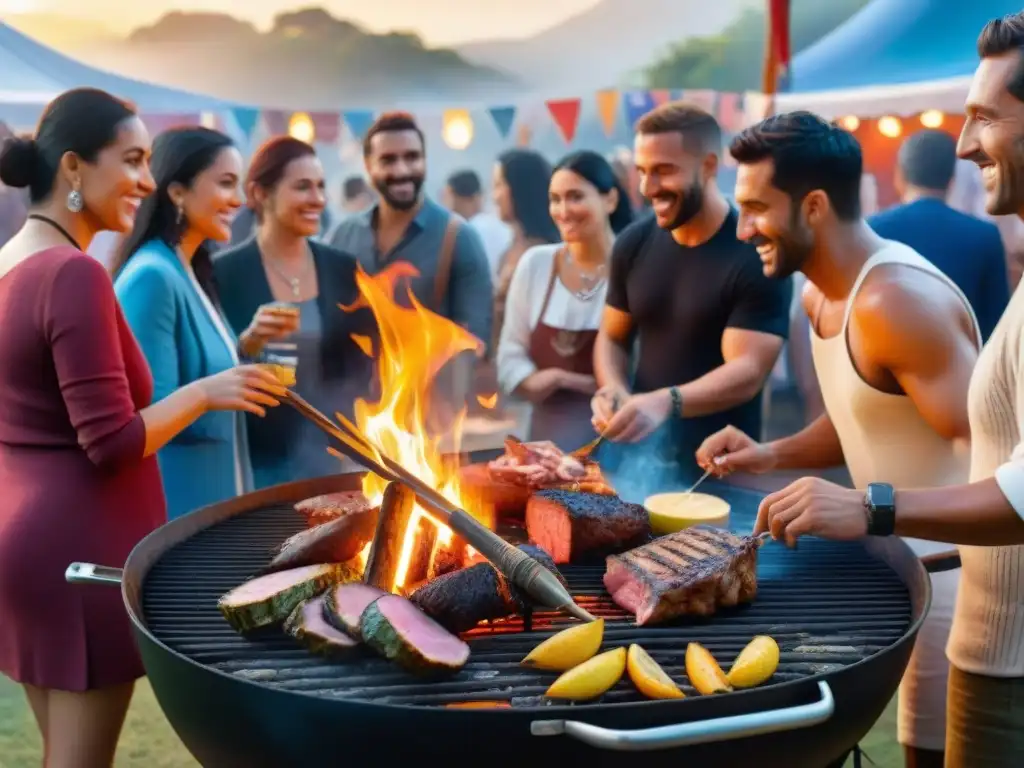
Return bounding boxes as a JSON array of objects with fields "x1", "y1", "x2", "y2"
[{"x1": 605, "y1": 208, "x2": 792, "y2": 457}]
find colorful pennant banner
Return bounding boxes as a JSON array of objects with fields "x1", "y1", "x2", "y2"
[
  {"x1": 624, "y1": 91, "x2": 656, "y2": 130},
  {"x1": 487, "y1": 105, "x2": 517, "y2": 138},
  {"x1": 342, "y1": 109, "x2": 376, "y2": 140},
  {"x1": 546, "y1": 99, "x2": 582, "y2": 144},
  {"x1": 595, "y1": 90, "x2": 620, "y2": 138},
  {"x1": 231, "y1": 107, "x2": 261, "y2": 139}
]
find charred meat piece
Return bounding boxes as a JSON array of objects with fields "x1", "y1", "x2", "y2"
[
  {"x1": 526, "y1": 490, "x2": 650, "y2": 564},
  {"x1": 218, "y1": 563, "x2": 359, "y2": 633},
  {"x1": 294, "y1": 491, "x2": 375, "y2": 527},
  {"x1": 323, "y1": 582, "x2": 387, "y2": 638},
  {"x1": 263, "y1": 505, "x2": 378, "y2": 573},
  {"x1": 361, "y1": 594, "x2": 470, "y2": 675},
  {"x1": 603, "y1": 526, "x2": 760, "y2": 625},
  {"x1": 410, "y1": 545, "x2": 565, "y2": 633},
  {"x1": 284, "y1": 594, "x2": 360, "y2": 657}
]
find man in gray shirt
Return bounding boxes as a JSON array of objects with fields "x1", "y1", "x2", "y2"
[{"x1": 330, "y1": 111, "x2": 492, "y2": 346}]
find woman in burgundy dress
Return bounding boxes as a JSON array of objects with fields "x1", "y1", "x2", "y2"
[{"x1": 0, "y1": 89, "x2": 286, "y2": 767}]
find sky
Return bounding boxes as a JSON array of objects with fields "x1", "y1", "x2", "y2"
[{"x1": 0, "y1": 0, "x2": 601, "y2": 44}]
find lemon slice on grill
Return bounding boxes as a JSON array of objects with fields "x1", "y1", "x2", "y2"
[
  {"x1": 685, "y1": 642, "x2": 732, "y2": 695},
  {"x1": 644, "y1": 492, "x2": 731, "y2": 535},
  {"x1": 727, "y1": 636, "x2": 780, "y2": 689},
  {"x1": 627, "y1": 644, "x2": 684, "y2": 699},
  {"x1": 545, "y1": 647, "x2": 626, "y2": 701},
  {"x1": 522, "y1": 619, "x2": 604, "y2": 671}
]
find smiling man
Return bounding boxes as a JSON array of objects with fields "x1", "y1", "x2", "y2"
[
  {"x1": 697, "y1": 111, "x2": 981, "y2": 768},
  {"x1": 590, "y1": 102, "x2": 791, "y2": 481}
]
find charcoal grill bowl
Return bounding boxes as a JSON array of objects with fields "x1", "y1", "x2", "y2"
[{"x1": 76, "y1": 472, "x2": 929, "y2": 768}]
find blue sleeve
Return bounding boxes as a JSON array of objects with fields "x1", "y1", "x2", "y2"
[
  {"x1": 448, "y1": 223, "x2": 494, "y2": 349},
  {"x1": 978, "y1": 227, "x2": 1011, "y2": 341}
]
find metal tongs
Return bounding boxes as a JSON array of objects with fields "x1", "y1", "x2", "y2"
[{"x1": 284, "y1": 390, "x2": 597, "y2": 624}]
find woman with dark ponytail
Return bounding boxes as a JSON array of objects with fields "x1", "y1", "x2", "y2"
[
  {"x1": 114, "y1": 126, "x2": 278, "y2": 519},
  {"x1": 0, "y1": 90, "x2": 284, "y2": 766},
  {"x1": 496, "y1": 149, "x2": 633, "y2": 449}
]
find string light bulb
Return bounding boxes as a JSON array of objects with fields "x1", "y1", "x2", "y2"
[
  {"x1": 838, "y1": 115, "x2": 860, "y2": 132},
  {"x1": 288, "y1": 112, "x2": 315, "y2": 143},
  {"x1": 877, "y1": 116, "x2": 902, "y2": 138},
  {"x1": 442, "y1": 109, "x2": 474, "y2": 150},
  {"x1": 920, "y1": 110, "x2": 944, "y2": 129}
]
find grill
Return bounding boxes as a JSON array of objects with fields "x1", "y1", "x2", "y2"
[
  {"x1": 144, "y1": 492, "x2": 911, "y2": 708},
  {"x1": 74, "y1": 473, "x2": 929, "y2": 768}
]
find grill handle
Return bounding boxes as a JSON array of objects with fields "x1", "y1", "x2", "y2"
[
  {"x1": 65, "y1": 562, "x2": 124, "y2": 586},
  {"x1": 530, "y1": 680, "x2": 834, "y2": 751}
]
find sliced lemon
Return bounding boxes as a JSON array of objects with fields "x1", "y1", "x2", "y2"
[
  {"x1": 545, "y1": 647, "x2": 627, "y2": 701},
  {"x1": 644, "y1": 492, "x2": 731, "y2": 535},
  {"x1": 626, "y1": 644, "x2": 684, "y2": 699},
  {"x1": 727, "y1": 635, "x2": 780, "y2": 689},
  {"x1": 522, "y1": 618, "x2": 604, "y2": 671},
  {"x1": 685, "y1": 642, "x2": 732, "y2": 695}
]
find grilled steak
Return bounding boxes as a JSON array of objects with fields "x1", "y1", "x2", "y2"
[
  {"x1": 323, "y1": 583, "x2": 387, "y2": 638},
  {"x1": 361, "y1": 594, "x2": 470, "y2": 675},
  {"x1": 294, "y1": 491, "x2": 375, "y2": 527},
  {"x1": 603, "y1": 526, "x2": 759, "y2": 625},
  {"x1": 284, "y1": 594, "x2": 360, "y2": 657},
  {"x1": 410, "y1": 544, "x2": 565, "y2": 633},
  {"x1": 526, "y1": 490, "x2": 650, "y2": 564},
  {"x1": 264, "y1": 504, "x2": 378, "y2": 573},
  {"x1": 218, "y1": 563, "x2": 359, "y2": 633}
]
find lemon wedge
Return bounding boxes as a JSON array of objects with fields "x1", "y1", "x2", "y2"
[
  {"x1": 545, "y1": 647, "x2": 627, "y2": 701},
  {"x1": 626, "y1": 644, "x2": 684, "y2": 699},
  {"x1": 727, "y1": 636, "x2": 780, "y2": 689},
  {"x1": 644, "y1": 492, "x2": 730, "y2": 535},
  {"x1": 685, "y1": 642, "x2": 732, "y2": 695},
  {"x1": 521, "y1": 619, "x2": 604, "y2": 671}
]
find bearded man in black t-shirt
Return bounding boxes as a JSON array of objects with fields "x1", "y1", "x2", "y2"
[{"x1": 591, "y1": 102, "x2": 792, "y2": 487}]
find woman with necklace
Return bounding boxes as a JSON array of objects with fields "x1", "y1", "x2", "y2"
[
  {"x1": 215, "y1": 136, "x2": 374, "y2": 488},
  {"x1": 114, "y1": 126, "x2": 287, "y2": 520},
  {"x1": 497, "y1": 150, "x2": 633, "y2": 449},
  {"x1": 0, "y1": 91, "x2": 284, "y2": 766}
]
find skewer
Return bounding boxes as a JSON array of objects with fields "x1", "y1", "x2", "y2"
[{"x1": 287, "y1": 391, "x2": 597, "y2": 623}]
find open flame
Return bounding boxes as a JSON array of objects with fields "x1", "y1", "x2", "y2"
[{"x1": 341, "y1": 262, "x2": 491, "y2": 589}]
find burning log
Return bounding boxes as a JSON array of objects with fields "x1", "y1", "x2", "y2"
[
  {"x1": 428, "y1": 539, "x2": 467, "y2": 581},
  {"x1": 364, "y1": 482, "x2": 416, "y2": 593},
  {"x1": 405, "y1": 520, "x2": 438, "y2": 588}
]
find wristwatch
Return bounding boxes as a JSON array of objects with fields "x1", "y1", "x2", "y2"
[
  {"x1": 668, "y1": 386, "x2": 683, "y2": 418},
  {"x1": 864, "y1": 482, "x2": 896, "y2": 536}
]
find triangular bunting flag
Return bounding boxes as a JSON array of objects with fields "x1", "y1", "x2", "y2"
[
  {"x1": 230, "y1": 107, "x2": 260, "y2": 139},
  {"x1": 650, "y1": 89, "x2": 672, "y2": 107},
  {"x1": 546, "y1": 98, "x2": 581, "y2": 144},
  {"x1": 624, "y1": 91, "x2": 656, "y2": 129},
  {"x1": 595, "y1": 90, "x2": 620, "y2": 138},
  {"x1": 262, "y1": 110, "x2": 288, "y2": 136},
  {"x1": 717, "y1": 92, "x2": 745, "y2": 133},
  {"x1": 488, "y1": 106, "x2": 516, "y2": 139},
  {"x1": 343, "y1": 110, "x2": 376, "y2": 141},
  {"x1": 310, "y1": 112, "x2": 342, "y2": 144}
]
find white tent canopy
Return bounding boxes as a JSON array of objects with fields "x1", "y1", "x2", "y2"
[{"x1": 770, "y1": 75, "x2": 972, "y2": 121}]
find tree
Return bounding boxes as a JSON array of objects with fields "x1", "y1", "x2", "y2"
[{"x1": 645, "y1": 0, "x2": 872, "y2": 90}]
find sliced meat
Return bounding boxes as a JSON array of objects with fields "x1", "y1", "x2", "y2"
[
  {"x1": 323, "y1": 582, "x2": 387, "y2": 638},
  {"x1": 218, "y1": 563, "x2": 359, "y2": 633},
  {"x1": 360, "y1": 594, "x2": 470, "y2": 675},
  {"x1": 263, "y1": 504, "x2": 378, "y2": 573},
  {"x1": 284, "y1": 594, "x2": 359, "y2": 657},
  {"x1": 410, "y1": 544, "x2": 565, "y2": 633},
  {"x1": 294, "y1": 491, "x2": 375, "y2": 527},
  {"x1": 526, "y1": 490, "x2": 650, "y2": 564},
  {"x1": 603, "y1": 526, "x2": 760, "y2": 626}
]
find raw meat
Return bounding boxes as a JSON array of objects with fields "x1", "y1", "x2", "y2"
[
  {"x1": 526, "y1": 490, "x2": 650, "y2": 564},
  {"x1": 323, "y1": 582, "x2": 387, "y2": 638},
  {"x1": 360, "y1": 594, "x2": 470, "y2": 675},
  {"x1": 263, "y1": 504, "x2": 378, "y2": 573},
  {"x1": 284, "y1": 594, "x2": 359, "y2": 657},
  {"x1": 218, "y1": 563, "x2": 359, "y2": 633},
  {"x1": 603, "y1": 526, "x2": 760, "y2": 625},
  {"x1": 410, "y1": 544, "x2": 566, "y2": 633},
  {"x1": 294, "y1": 490, "x2": 375, "y2": 527},
  {"x1": 487, "y1": 437, "x2": 588, "y2": 487}
]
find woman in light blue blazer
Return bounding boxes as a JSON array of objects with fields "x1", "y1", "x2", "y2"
[{"x1": 114, "y1": 127, "x2": 294, "y2": 519}]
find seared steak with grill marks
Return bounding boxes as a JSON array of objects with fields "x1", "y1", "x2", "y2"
[
  {"x1": 603, "y1": 526, "x2": 759, "y2": 625},
  {"x1": 526, "y1": 490, "x2": 650, "y2": 564}
]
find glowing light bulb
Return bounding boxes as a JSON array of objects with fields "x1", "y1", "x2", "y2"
[
  {"x1": 838, "y1": 115, "x2": 860, "y2": 132},
  {"x1": 877, "y1": 116, "x2": 902, "y2": 138},
  {"x1": 920, "y1": 110, "x2": 944, "y2": 129},
  {"x1": 288, "y1": 112, "x2": 315, "y2": 143},
  {"x1": 442, "y1": 110, "x2": 473, "y2": 150}
]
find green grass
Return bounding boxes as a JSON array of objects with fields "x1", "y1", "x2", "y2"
[{"x1": 1, "y1": 673, "x2": 900, "y2": 767}]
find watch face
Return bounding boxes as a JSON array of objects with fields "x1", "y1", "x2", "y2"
[{"x1": 869, "y1": 483, "x2": 895, "y2": 510}]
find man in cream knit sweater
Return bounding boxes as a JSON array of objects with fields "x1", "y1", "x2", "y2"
[
  {"x1": 753, "y1": 14, "x2": 1024, "y2": 766},
  {"x1": 700, "y1": 112, "x2": 979, "y2": 768}
]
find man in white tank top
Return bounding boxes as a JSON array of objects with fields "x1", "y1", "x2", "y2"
[{"x1": 698, "y1": 112, "x2": 981, "y2": 768}]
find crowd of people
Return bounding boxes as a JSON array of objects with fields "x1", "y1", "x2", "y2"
[{"x1": 1, "y1": 10, "x2": 1024, "y2": 768}]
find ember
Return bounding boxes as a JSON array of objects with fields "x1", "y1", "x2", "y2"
[{"x1": 341, "y1": 263, "x2": 491, "y2": 590}]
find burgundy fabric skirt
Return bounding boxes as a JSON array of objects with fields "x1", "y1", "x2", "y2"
[{"x1": 0, "y1": 445, "x2": 165, "y2": 691}]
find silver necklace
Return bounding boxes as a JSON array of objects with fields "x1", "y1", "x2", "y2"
[
  {"x1": 564, "y1": 248, "x2": 607, "y2": 302},
  {"x1": 264, "y1": 245, "x2": 313, "y2": 299}
]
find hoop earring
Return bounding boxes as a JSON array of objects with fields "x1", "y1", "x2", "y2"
[{"x1": 66, "y1": 189, "x2": 83, "y2": 213}]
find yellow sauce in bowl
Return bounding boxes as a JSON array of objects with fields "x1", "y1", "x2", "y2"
[{"x1": 644, "y1": 492, "x2": 731, "y2": 535}]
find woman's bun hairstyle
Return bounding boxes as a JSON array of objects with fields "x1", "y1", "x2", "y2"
[{"x1": 0, "y1": 136, "x2": 40, "y2": 189}]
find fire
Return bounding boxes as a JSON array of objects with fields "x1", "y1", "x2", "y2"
[
  {"x1": 476, "y1": 392, "x2": 498, "y2": 409},
  {"x1": 341, "y1": 262, "x2": 490, "y2": 589}
]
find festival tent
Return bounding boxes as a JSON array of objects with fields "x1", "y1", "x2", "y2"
[
  {"x1": 0, "y1": 21, "x2": 242, "y2": 128},
  {"x1": 772, "y1": 0, "x2": 1022, "y2": 119}
]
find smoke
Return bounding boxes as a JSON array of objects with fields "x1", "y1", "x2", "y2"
[{"x1": 597, "y1": 427, "x2": 693, "y2": 504}]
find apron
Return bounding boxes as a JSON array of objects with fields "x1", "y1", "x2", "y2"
[{"x1": 526, "y1": 255, "x2": 599, "y2": 450}]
